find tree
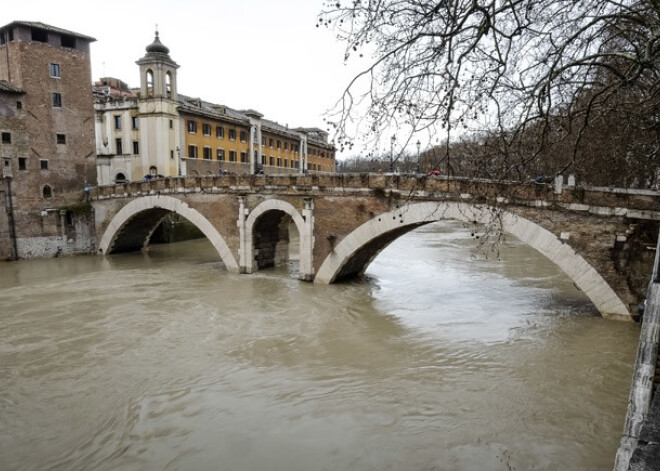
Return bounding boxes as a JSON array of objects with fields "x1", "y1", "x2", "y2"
[{"x1": 320, "y1": 0, "x2": 660, "y2": 187}]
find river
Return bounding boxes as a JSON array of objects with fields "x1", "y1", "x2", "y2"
[{"x1": 0, "y1": 221, "x2": 639, "y2": 470}]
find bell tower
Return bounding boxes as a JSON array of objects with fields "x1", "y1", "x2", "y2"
[
  {"x1": 135, "y1": 30, "x2": 180, "y2": 177},
  {"x1": 136, "y1": 30, "x2": 178, "y2": 100}
]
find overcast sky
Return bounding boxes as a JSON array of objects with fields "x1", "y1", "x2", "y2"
[{"x1": 3, "y1": 0, "x2": 366, "y2": 157}]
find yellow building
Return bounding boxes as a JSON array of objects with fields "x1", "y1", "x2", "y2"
[{"x1": 94, "y1": 32, "x2": 335, "y2": 184}]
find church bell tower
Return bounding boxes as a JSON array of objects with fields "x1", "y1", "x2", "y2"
[{"x1": 135, "y1": 30, "x2": 180, "y2": 177}]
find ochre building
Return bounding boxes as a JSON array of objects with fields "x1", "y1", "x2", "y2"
[{"x1": 94, "y1": 32, "x2": 336, "y2": 185}]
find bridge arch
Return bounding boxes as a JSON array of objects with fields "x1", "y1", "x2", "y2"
[
  {"x1": 97, "y1": 195, "x2": 239, "y2": 272},
  {"x1": 315, "y1": 201, "x2": 630, "y2": 320},
  {"x1": 243, "y1": 199, "x2": 313, "y2": 279}
]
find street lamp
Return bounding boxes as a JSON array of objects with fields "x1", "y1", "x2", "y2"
[
  {"x1": 389, "y1": 134, "x2": 396, "y2": 172},
  {"x1": 416, "y1": 140, "x2": 421, "y2": 174}
]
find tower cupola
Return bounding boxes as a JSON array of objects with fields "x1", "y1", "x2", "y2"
[
  {"x1": 145, "y1": 31, "x2": 170, "y2": 55},
  {"x1": 136, "y1": 29, "x2": 179, "y2": 100}
]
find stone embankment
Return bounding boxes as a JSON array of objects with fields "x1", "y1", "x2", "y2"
[{"x1": 615, "y1": 234, "x2": 660, "y2": 470}]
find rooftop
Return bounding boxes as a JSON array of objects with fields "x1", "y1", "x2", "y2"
[
  {"x1": 0, "y1": 80, "x2": 24, "y2": 94},
  {"x1": 0, "y1": 21, "x2": 96, "y2": 42}
]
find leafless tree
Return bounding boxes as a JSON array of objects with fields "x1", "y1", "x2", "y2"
[{"x1": 320, "y1": 0, "x2": 660, "y2": 187}]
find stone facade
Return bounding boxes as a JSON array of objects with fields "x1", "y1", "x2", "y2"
[{"x1": 0, "y1": 21, "x2": 97, "y2": 260}]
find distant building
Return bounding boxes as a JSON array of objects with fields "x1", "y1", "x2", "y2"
[
  {"x1": 94, "y1": 32, "x2": 336, "y2": 185},
  {"x1": 0, "y1": 21, "x2": 97, "y2": 260}
]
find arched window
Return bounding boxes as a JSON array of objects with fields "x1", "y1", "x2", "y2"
[
  {"x1": 42, "y1": 185, "x2": 52, "y2": 198},
  {"x1": 115, "y1": 172, "x2": 127, "y2": 183},
  {"x1": 166, "y1": 72, "x2": 172, "y2": 98},
  {"x1": 146, "y1": 70, "x2": 154, "y2": 97}
]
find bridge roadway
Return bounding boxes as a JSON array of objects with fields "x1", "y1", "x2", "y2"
[{"x1": 90, "y1": 173, "x2": 660, "y2": 321}]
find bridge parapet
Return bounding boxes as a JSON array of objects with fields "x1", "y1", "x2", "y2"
[{"x1": 91, "y1": 174, "x2": 660, "y2": 220}]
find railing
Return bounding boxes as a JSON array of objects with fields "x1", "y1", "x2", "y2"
[{"x1": 90, "y1": 174, "x2": 660, "y2": 218}]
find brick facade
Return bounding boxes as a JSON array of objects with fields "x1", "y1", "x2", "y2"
[{"x1": 0, "y1": 21, "x2": 97, "y2": 259}]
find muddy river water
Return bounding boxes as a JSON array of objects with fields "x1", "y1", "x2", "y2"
[{"x1": 0, "y1": 221, "x2": 639, "y2": 470}]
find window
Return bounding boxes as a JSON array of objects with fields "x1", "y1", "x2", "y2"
[
  {"x1": 114, "y1": 115, "x2": 121, "y2": 130},
  {"x1": 203, "y1": 146, "x2": 212, "y2": 159},
  {"x1": 240, "y1": 151, "x2": 247, "y2": 163},
  {"x1": 132, "y1": 116, "x2": 138, "y2": 129},
  {"x1": 229, "y1": 150, "x2": 237, "y2": 162},
  {"x1": 277, "y1": 140, "x2": 281, "y2": 149},
  {"x1": 269, "y1": 156, "x2": 274, "y2": 166},
  {"x1": 285, "y1": 142, "x2": 289, "y2": 151},
  {"x1": 18, "y1": 158, "x2": 27, "y2": 170},
  {"x1": 66, "y1": 211, "x2": 73, "y2": 226},
  {"x1": 216, "y1": 126, "x2": 224, "y2": 138},
  {"x1": 217, "y1": 148, "x2": 225, "y2": 161},
  {"x1": 16, "y1": 101, "x2": 22, "y2": 109},
  {"x1": 115, "y1": 138, "x2": 123, "y2": 154},
  {"x1": 240, "y1": 130, "x2": 247, "y2": 142},
  {"x1": 169, "y1": 119, "x2": 173, "y2": 129},
  {"x1": 187, "y1": 120, "x2": 197, "y2": 133},
  {"x1": 40, "y1": 159, "x2": 48, "y2": 170},
  {"x1": 49, "y1": 63, "x2": 60, "y2": 78},
  {"x1": 32, "y1": 28, "x2": 47, "y2": 42},
  {"x1": 52, "y1": 93, "x2": 62, "y2": 108},
  {"x1": 60, "y1": 35, "x2": 76, "y2": 49},
  {"x1": 133, "y1": 141, "x2": 139, "y2": 155},
  {"x1": 203, "y1": 123, "x2": 211, "y2": 136},
  {"x1": 42, "y1": 185, "x2": 52, "y2": 198},
  {"x1": 261, "y1": 154, "x2": 266, "y2": 165},
  {"x1": 262, "y1": 136, "x2": 266, "y2": 146},
  {"x1": 277, "y1": 157, "x2": 282, "y2": 167},
  {"x1": 228, "y1": 129, "x2": 236, "y2": 141},
  {"x1": 188, "y1": 145, "x2": 198, "y2": 158},
  {"x1": 269, "y1": 138, "x2": 274, "y2": 148},
  {"x1": 56, "y1": 134, "x2": 66, "y2": 144},
  {"x1": 1, "y1": 132, "x2": 10, "y2": 143},
  {"x1": 115, "y1": 172, "x2": 127, "y2": 183}
]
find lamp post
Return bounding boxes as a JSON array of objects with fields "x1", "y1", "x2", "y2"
[
  {"x1": 416, "y1": 140, "x2": 421, "y2": 174},
  {"x1": 389, "y1": 134, "x2": 396, "y2": 172}
]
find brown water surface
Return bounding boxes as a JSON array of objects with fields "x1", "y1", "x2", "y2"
[{"x1": 0, "y1": 221, "x2": 639, "y2": 470}]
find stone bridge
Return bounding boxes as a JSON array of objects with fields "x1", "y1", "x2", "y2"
[{"x1": 90, "y1": 174, "x2": 660, "y2": 321}]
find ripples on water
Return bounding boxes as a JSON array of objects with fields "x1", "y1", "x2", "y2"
[{"x1": 0, "y1": 221, "x2": 639, "y2": 470}]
